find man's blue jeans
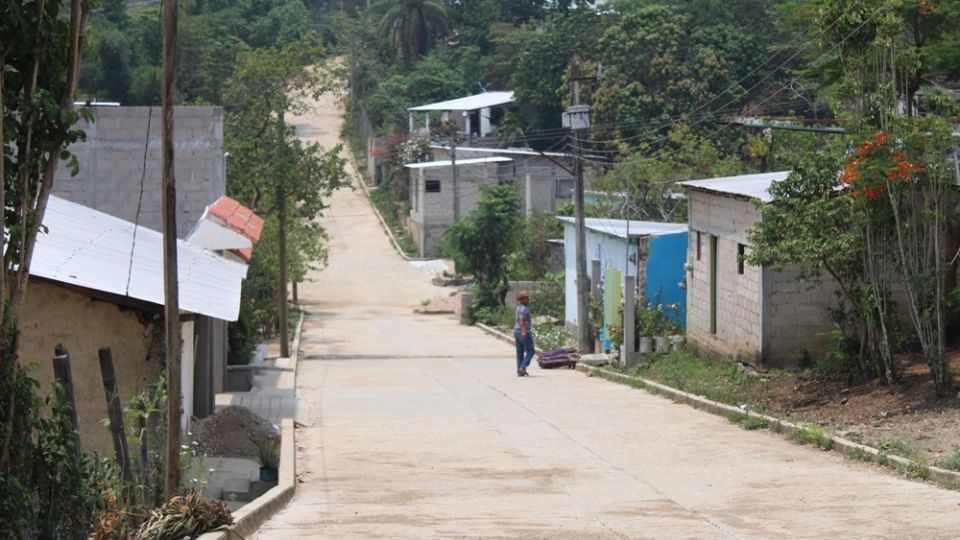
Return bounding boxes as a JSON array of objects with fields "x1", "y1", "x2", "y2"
[{"x1": 514, "y1": 328, "x2": 535, "y2": 372}]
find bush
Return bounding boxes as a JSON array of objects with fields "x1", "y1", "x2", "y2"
[{"x1": 529, "y1": 271, "x2": 563, "y2": 320}]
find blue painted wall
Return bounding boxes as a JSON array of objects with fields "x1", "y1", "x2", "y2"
[{"x1": 645, "y1": 231, "x2": 688, "y2": 327}]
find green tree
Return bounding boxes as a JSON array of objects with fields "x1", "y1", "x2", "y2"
[
  {"x1": 443, "y1": 183, "x2": 521, "y2": 308},
  {"x1": 592, "y1": 4, "x2": 760, "y2": 140},
  {"x1": 593, "y1": 124, "x2": 743, "y2": 222},
  {"x1": 1, "y1": 0, "x2": 112, "y2": 535},
  {"x1": 512, "y1": 209, "x2": 562, "y2": 281},
  {"x1": 490, "y1": 6, "x2": 608, "y2": 144},
  {"x1": 224, "y1": 42, "x2": 349, "y2": 341},
  {"x1": 375, "y1": 0, "x2": 449, "y2": 63}
]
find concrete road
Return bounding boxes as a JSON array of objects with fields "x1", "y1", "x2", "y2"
[{"x1": 252, "y1": 88, "x2": 960, "y2": 539}]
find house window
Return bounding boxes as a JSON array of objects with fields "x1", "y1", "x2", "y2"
[
  {"x1": 425, "y1": 180, "x2": 441, "y2": 193},
  {"x1": 737, "y1": 243, "x2": 746, "y2": 275},
  {"x1": 696, "y1": 231, "x2": 702, "y2": 261}
]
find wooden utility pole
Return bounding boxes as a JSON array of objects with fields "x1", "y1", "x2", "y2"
[
  {"x1": 161, "y1": 0, "x2": 182, "y2": 501},
  {"x1": 277, "y1": 111, "x2": 290, "y2": 359},
  {"x1": 567, "y1": 54, "x2": 593, "y2": 353}
]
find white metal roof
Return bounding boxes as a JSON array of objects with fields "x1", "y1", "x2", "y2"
[
  {"x1": 431, "y1": 145, "x2": 572, "y2": 158},
  {"x1": 557, "y1": 217, "x2": 687, "y2": 239},
  {"x1": 31, "y1": 196, "x2": 248, "y2": 321},
  {"x1": 404, "y1": 156, "x2": 513, "y2": 169},
  {"x1": 408, "y1": 91, "x2": 515, "y2": 112},
  {"x1": 677, "y1": 171, "x2": 792, "y2": 203}
]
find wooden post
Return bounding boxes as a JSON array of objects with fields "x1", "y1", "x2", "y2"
[
  {"x1": 98, "y1": 347, "x2": 133, "y2": 486},
  {"x1": 161, "y1": 0, "x2": 182, "y2": 501},
  {"x1": 52, "y1": 344, "x2": 80, "y2": 455}
]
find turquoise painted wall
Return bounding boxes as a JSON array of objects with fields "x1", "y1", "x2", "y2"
[{"x1": 645, "y1": 232, "x2": 688, "y2": 327}]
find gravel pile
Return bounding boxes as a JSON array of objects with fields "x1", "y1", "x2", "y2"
[{"x1": 192, "y1": 406, "x2": 278, "y2": 458}]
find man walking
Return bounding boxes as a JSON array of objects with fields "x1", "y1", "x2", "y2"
[{"x1": 514, "y1": 291, "x2": 535, "y2": 376}]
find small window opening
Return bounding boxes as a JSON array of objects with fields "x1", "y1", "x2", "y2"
[
  {"x1": 696, "y1": 232, "x2": 702, "y2": 261},
  {"x1": 425, "y1": 180, "x2": 441, "y2": 193},
  {"x1": 737, "y1": 243, "x2": 746, "y2": 275}
]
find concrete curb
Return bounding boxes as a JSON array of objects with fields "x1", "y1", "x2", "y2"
[
  {"x1": 578, "y1": 364, "x2": 960, "y2": 487},
  {"x1": 352, "y1": 159, "x2": 430, "y2": 263},
  {"x1": 197, "y1": 312, "x2": 305, "y2": 539},
  {"x1": 474, "y1": 322, "x2": 544, "y2": 355},
  {"x1": 197, "y1": 418, "x2": 297, "y2": 540},
  {"x1": 289, "y1": 309, "x2": 304, "y2": 386}
]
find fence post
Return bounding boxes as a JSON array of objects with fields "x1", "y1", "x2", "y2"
[
  {"x1": 52, "y1": 344, "x2": 80, "y2": 455},
  {"x1": 98, "y1": 347, "x2": 133, "y2": 487}
]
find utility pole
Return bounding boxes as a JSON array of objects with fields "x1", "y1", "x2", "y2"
[
  {"x1": 277, "y1": 111, "x2": 290, "y2": 359},
  {"x1": 433, "y1": 120, "x2": 462, "y2": 222},
  {"x1": 161, "y1": 0, "x2": 181, "y2": 501},
  {"x1": 565, "y1": 54, "x2": 593, "y2": 353}
]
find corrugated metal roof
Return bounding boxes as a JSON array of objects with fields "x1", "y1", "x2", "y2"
[
  {"x1": 431, "y1": 145, "x2": 572, "y2": 158},
  {"x1": 408, "y1": 91, "x2": 515, "y2": 112},
  {"x1": 31, "y1": 196, "x2": 248, "y2": 321},
  {"x1": 404, "y1": 156, "x2": 513, "y2": 169},
  {"x1": 557, "y1": 217, "x2": 687, "y2": 239},
  {"x1": 677, "y1": 171, "x2": 792, "y2": 203}
]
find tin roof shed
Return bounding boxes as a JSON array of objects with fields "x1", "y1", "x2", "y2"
[
  {"x1": 31, "y1": 196, "x2": 248, "y2": 321},
  {"x1": 677, "y1": 171, "x2": 792, "y2": 203},
  {"x1": 408, "y1": 92, "x2": 515, "y2": 112}
]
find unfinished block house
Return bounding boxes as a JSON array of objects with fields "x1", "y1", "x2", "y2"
[{"x1": 679, "y1": 172, "x2": 836, "y2": 368}]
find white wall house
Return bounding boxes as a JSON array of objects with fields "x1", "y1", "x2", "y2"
[
  {"x1": 559, "y1": 218, "x2": 688, "y2": 344},
  {"x1": 679, "y1": 172, "x2": 838, "y2": 368},
  {"x1": 406, "y1": 157, "x2": 510, "y2": 257},
  {"x1": 407, "y1": 91, "x2": 514, "y2": 140}
]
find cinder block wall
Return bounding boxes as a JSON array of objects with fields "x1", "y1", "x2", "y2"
[
  {"x1": 54, "y1": 106, "x2": 225, "y2": 236},
  {"x1": 685, "y1": 191, "x2": 764, "y2": 364},
  {"x1": 686, "y1": 190, "x2": 836, "y2": 368},
  {"x1": 763, "y1": 266, "x2": 837, "y2": 368}
]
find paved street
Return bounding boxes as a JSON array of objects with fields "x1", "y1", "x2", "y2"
[{"x1": 251, "y1": 88, "x2": 960, "y2": 539}]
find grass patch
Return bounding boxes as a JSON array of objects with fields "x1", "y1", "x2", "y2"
[
  {"x1": 849, "y1": 447, "x2": 874, "y2": 462},
  {"x1": 369, "y1": 188, "x2": 417, "y2": 256},
  {"x1": 627, "y1": 348, "x2": 764, "y2": 406},
  {"x1": 935, "y1": 449, "x2": 960, "y2": 472},
  {"x1": 896, "y1": 456, "x2": 931, "y2": 481},
  {"x1": 790, "y1": 425, "x2": 834, "y2": 450},
  {"x1": 741, "y1": 415, "x2": 769, "y2": 430}
]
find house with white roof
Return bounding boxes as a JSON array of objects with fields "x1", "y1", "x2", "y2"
[
  {"x1": 678, "y1": 171, "x2": 837, "y2": 368},
  {"x1": 557, "y1": 217, "x2": 688, "y2": 350},
  {"x1": 407, "y1": 91, "x2": 514, "y2": 140},
  {"x1": 18, "y1": 195, "x2": 254, "y2": 453},
  {"x1": 405, "y1": 156, "x2": 512, "y2": 256}
]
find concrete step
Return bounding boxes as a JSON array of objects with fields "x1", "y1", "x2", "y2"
[{"x1": 248, "y1": 479, "x2": 278, "y2": 499}]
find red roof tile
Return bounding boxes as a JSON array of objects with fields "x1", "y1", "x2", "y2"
[{"x1": 206, "y1": 195, "x2": 264, "y2": 244}]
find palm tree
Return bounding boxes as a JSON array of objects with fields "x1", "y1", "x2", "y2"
[{"x1": 375, "y1": 0, "x2": 449, "y2": 62}]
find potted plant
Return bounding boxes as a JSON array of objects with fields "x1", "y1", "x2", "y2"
[
  {"x1": 652, "y1": 304, "x2": 671, "y2": 354},
  {"x1": 636, "y1": 302, "x2": 654, "y2": 355},
  {"x1": 258, "y1": 436, "x2": 280, "y2": 482}
]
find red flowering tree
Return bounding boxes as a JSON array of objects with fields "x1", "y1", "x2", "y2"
[{"x1": 841, "y1": 121, "x2": 956, "y2": 395}]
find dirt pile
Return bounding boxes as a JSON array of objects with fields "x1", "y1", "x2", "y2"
[{"x1": 192, "y1": 406, "x2": 278, "y2": 458}]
